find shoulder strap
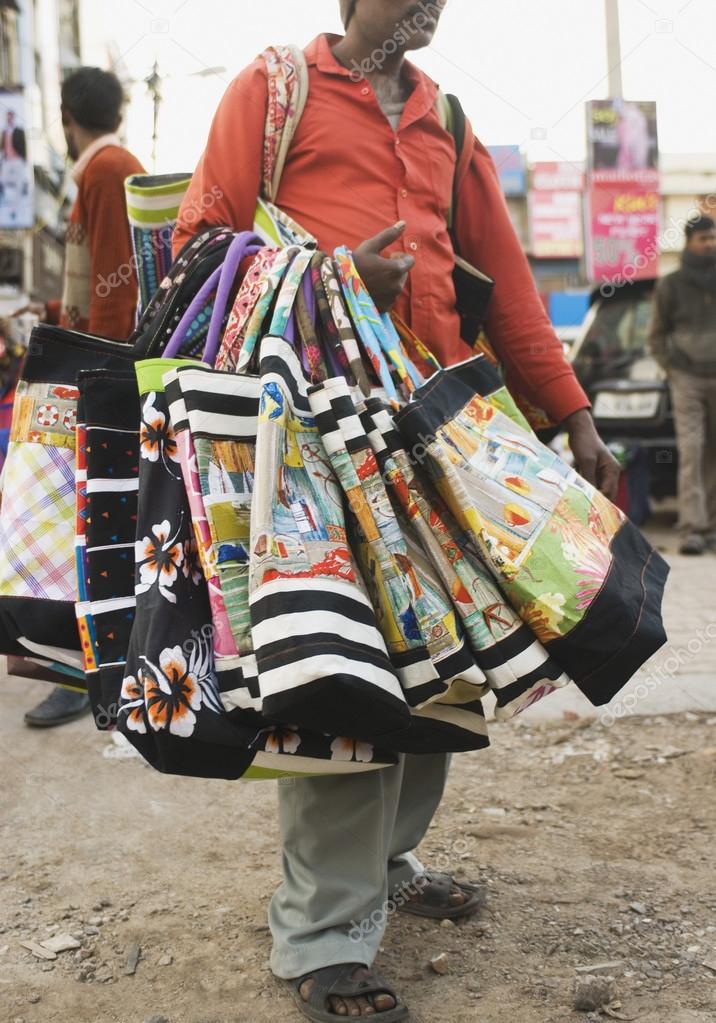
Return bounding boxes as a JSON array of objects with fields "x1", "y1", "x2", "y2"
[
  {"x1": 436, "y1": 89, "x2": 471, "y2": 233},
  {"x1": 260, "y1": 45, "x2": 310, "y2": 202},
  {"x1": 260, "y1": 55, "x2": 471, "y2": 236}
]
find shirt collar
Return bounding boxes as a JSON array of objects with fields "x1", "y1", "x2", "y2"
[
  {"x1": 304, "y1": 34, "x2": 438, "y2": 123},
  {"x1": 71, "y1": 133, "x2": 122, "y2": 184}
]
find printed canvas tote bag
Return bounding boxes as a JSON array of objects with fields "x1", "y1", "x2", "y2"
[
  {"x1": 395, "y1": 355, "x2": 670, "y2": 705},
  {"x1": 120, "y1": 358, "x2": 396, "y2": 778}
]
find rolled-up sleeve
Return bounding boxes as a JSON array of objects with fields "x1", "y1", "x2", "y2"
[
  {"x1": 454, "y1": 135, "x2": 590, "y2": 423},
  {"x1": 173, "y1": 60, "x2": 267, "y2": 257}
]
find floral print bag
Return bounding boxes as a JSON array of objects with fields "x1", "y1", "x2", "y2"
[{"x1": 122, "y1": 358, "x2": 399, "y2": 778}]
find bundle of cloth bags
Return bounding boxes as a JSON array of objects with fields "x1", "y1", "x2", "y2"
[{"x1": 0, "y1": 229, "x2": 669, "y2": 780}]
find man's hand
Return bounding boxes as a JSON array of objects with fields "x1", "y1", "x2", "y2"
[
  {"x1": 563, "y1": 408, "x2": 621, "y2": 502},
  {"x1": 353, "y1": 221, "x2": 415, "y2": 313}
]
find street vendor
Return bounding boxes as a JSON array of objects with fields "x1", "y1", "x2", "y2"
[{"x1": 174, "y1": 2, "x2": 620, "y2": 1019}]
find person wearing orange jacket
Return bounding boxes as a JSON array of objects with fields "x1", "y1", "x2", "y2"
[{"x1": 21, "y1": 67, "x2": 144, "y2": 730}]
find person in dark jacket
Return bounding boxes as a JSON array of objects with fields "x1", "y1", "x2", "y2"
[{"x1": 649, "y1": 214, "x2": 716, "y2": 555}]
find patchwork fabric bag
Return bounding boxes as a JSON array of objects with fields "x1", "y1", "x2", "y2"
[
  {"x1": 395, "y1": 355, "x2": 670, "y2": 705},
  {"x1": 308, "y1": 376, "x2": 486, "y2": 710},
  {"x1": 165, "y1": 364, "x2": 405, "y2": 772},
  {"x1": 319, "y1": 254, "x2": 573, "y2": 722},
  {"x1": 0, "y1": 327, "x2": 136, "y2": 665},
  {"x1": 359, "y1": 397, "x2": 572, "y2": 720},
  {"x1": 310, "y1": 377, "x2": 573, "y2": 723},
  {"x1": 125, "y1": 172, "x2": 193, "y2": 317},
  {"x1": 0, "y1": 226, "x2": 253, "y2": 670}
]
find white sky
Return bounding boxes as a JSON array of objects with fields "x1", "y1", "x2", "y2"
[{"x1": 81, "y1": 0, "x2": 716, "y2": 175}]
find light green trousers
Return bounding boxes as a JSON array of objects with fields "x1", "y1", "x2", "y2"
[{"x1": 269, "y1": 752, "x2": 451, "y2": 980}]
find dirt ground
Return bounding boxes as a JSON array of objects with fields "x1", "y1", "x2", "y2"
[{"x1": 1, "y1": 673, "x2": 715, "y2": 1023}]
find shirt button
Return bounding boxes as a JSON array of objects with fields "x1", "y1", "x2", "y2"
[
  {"x1": 400, "y1": 188, "x2": 408, "y2": 198},
  {"x1": 395, "y1": 138, "x2": 401, "y2": 146},
  {"x1": 361, "y1": 86, "x2": 370, "y2": 96},
  {"x1": 409, "y1": 241, "x2": 418, "y2": 251}
]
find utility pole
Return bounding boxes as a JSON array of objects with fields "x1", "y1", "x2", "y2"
[{"x1": 605, "y1": 0, "x2": 624, "y2": 98}]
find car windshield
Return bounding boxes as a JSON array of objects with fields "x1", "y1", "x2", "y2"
[{"x1": 576, "y1": 296, "x2": 653, "y2": 365}]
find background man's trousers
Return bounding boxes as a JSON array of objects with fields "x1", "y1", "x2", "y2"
[
  {"x1": 269, "y1": 753, "x2": 451, "y2": 979},
  {"x1": 669, "y1": 369, "x2": 716, "y2": 538}
]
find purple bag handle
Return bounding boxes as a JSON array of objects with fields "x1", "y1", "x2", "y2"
[
  {"x1": 284, "y1": 310, "x2": 296, "y2": 345},
  {"x1": 164, "y1": 232, "x2": 263, "y2": 360}
]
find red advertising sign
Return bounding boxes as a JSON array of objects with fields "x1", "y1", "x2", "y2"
[
  {"x1": 531, "y1": 161, "x2": 585, "y2": 193},
  {"x1": 585, "y1": 99, "x2": 660, "y2": 285},
  {"x1": 586, "y1": 182, "x2": 660, "y2": 283},
  {"x1": 529, "y1": 162, "x2": 584, "y2": 259},
  {"x1": 529, "y1": 189, "x2": 583, "y2": 258}
]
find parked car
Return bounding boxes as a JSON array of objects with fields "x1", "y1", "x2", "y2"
[{"x1": 569, "y1": 277, "x2": 677, "y2": 501}]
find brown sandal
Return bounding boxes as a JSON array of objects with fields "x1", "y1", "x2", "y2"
[
  {"x1": 397, "y1": 871, "x2": 486, "y2": 920},
  {"x1": 287, "y1": 962, "x2": 409, "y2": 1022}
]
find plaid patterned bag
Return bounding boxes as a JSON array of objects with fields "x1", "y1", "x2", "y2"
[
  {"x1": 0, "y1": 229, "x2": 248, "y2": 669},
  {"x1": 0, "y1": 327, "x2": 136, "y2": 666}
]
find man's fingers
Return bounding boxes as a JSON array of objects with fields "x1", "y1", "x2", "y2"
[
  {"x1": 362, "y1": 220, "x2": 407, "y2": 254},
  {"x1": 598, "y1": 455, "x2": 621, "y2": 502},
  {"x1": 578, "y1": 456, "x2": 598, "y2": 486},
  {"x1": 384, "y1": 254, "x2": 415, "y2": 275}
]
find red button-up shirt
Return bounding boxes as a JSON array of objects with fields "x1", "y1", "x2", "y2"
[{"x1": 174, "y1": 34, "x2": 589, "y2": 422}]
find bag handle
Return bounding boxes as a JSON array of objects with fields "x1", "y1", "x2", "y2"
[
  {"x1": 163, "y1": 232, "x2": 262, "y2": 360},
  {"x1": 334, "y1": 248, "x2": 425, "y2": 403},
  {"x1": 318, "y1": 256, "x2": 371, "y2": 395},
  {"x1": 202, "y1": 232, "x2": 264, "y2": 365},
  {"x1": 293, "y1": 266, "x2": 330, "y2": 382},
  {"x1": 260, "y1": 45, "x2": 310, "y2": 202},
  {"x1": 309, "y1": 255, "x2": 353, "y2": 382},
  {"x1": 235, "y1": 244, "x2": 301, "y2": 373},
  {"x1": 267, "y1": 246, "x2": 314, "y2": 337}
]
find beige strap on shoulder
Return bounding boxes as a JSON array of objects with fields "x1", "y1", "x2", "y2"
[{"x1": 261, "y1": 44, "x2": 310, "y2": 202}]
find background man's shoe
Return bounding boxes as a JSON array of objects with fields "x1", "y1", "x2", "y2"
[
  {"x1": 679, "y1": 533, "x2": 706, "y2": 556},
  {"x1": 24, "y1": 687, "x2": 91, "y2": 728}
]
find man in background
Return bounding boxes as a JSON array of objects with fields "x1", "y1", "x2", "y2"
[
  {"x1": 21, "y1": 67, "x2": 144, "y2": 728},
  {"x1": 649, "y1": 214, "x2": 716, "y2": 556}
]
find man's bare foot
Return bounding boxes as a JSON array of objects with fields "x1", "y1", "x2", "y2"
[{"x1": 299, "y1": 966, "x2": 397, "y2": 1017}]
